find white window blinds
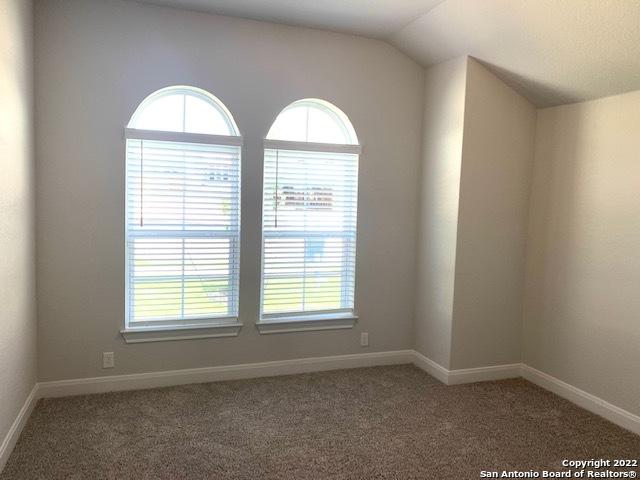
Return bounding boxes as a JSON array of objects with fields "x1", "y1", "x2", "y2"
[
  {"x1": 126, "y1": 135, "x2": 241, "y2": 325},
  {"x1": 260, "y1": 145, "x2": 359, "y2": 318}
]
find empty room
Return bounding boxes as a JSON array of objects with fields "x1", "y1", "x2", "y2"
[{"x1": 1, "y1": 0, "x2": 639, "y2": 478}]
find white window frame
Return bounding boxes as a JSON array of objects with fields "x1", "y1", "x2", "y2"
[
  {"x1": 121, "y1": 89, "x2": 243, "y2": 343},
  {"x1": 257, "y1": 110, "x2": 362, "y2": 334}
]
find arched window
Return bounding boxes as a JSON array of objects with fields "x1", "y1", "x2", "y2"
[
  {"x1": 266, "y1": 98, "x2": 358, "y2": 145},
  {"x1": 128, "y1": 86, "x2": 239, "y2": 136},
  {"x1": 124, "y1": 86, "x2": 242, "y2": 335},
  {"x1": 258, "y1": 99, "x2": 361, "y2": 331}
]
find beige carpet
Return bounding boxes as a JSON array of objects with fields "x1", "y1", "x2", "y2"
[{"x1": 2, "y1": 365, "x2": 639, "y2": 479}]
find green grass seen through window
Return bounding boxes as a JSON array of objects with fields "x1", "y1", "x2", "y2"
[{"x1": 132, "y1": 276, "x2": 344, "y2": 319}]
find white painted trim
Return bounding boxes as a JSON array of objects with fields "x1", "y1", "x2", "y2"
[
  {"x1": 411, "y1": 352, "x2": 640, "y2": 435},
  {"x1": 411, "y1": 351, "x2": 450, "y2": 384},
  {"x1": 38, "y1": 350, "x2": 414, "y2": 398},
  {"x1": 0, "y1": 384, "x2": 39, "y2": 473},
  {"x1": 120, "y1": 321, "x2": 243, "y2": 343},
  {"x1": 264, "y1": 138, "x2": 361, "y2": 154},
  {"x1": 447, "y1": 363, "x2": 522, "y2": 385},
  {"x1": 35, "y1": 351, "x2": 640, "y2": 436},
  {"x1": 256, "y1": 314, "x2": 357, "y2": 334},
  {"x1": 521, "y1": 365, "x2": 640, "y2": 436},
  {"x1": 3, "y1": 352, "x2": 636, "y2": 475},
  {"x1": 411, "y1": 351, "x2": 520, "y2": 385},
  {"x1": 124, "y1": 128, "x2": 243, "y2": 146}
]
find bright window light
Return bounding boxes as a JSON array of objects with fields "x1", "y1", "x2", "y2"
[
  {"x1": 125, "y1": 86, "x2": 242, "y2": 329},
  {"x1": 261, "y1": 99, "x2": 360, "y2": 321}
]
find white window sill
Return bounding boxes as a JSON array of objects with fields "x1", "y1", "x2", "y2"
[
  {"x1": 121, "y1": 319, "x2": 242, "y2": 343},
  {"x1": 256, "y1": 312, "x2": 358, "y2": 334}
]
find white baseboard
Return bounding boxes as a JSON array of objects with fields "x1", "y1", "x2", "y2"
[
  {"x1": 411, "y1": 351, "x2": 521, "y2": 385},
  {"x1": 411, "y1": 351, "x2": 450, "y2": 384},
  {"x1": 3, "y1": 350, "x2": 637, "y2": 475},
  {"x1": 0, "y1": 384, "x2": 39, "y2": 473},
  {"x1": 38, "y1": 350, "x2": 414, "y2": 398},
  {"x1": 411, "y1": 352, "x2": 640, "y2": 436},
  {"x1": 521, "y1": 364, "x2": 640, "y2": 436},
  {"x1": 447, "y1": 362, "x2": 523, "y2": 385},
  {"x1": 38, "y1": 351, "x2": 640, "y2": 436}
]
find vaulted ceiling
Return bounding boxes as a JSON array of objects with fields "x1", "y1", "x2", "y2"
[
  {"x1": 134, "y1": 0, "x2": 640, "y2": 107},
  {"x1": 134, "y1": 0, "x2": 446, "y2": 37}
]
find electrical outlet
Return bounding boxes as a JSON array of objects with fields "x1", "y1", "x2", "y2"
[
  {"x1": 360, "y1": 332, "x2": 369, "y2": 347},
  {"x1": 102, "y1": 351, "x2": 115, "y2": 369}
]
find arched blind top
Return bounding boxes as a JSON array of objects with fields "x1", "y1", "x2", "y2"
[
  {"x1": 128, "y1": 86, "x2": 240, "y2": 136},
  {"x1": 266, "y1": 99, "x2": 359, "y2": 145}
]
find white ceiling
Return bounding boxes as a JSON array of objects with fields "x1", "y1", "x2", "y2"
[
  {"x1": 392, "y1": 0, "x2": 640, "y2": 107},
  {"x1": 135, "y1": 0, "x2": 445, "y2": 38},
  {"x1": 133, "y1": 0, "x2": 640, "y2": 107}
]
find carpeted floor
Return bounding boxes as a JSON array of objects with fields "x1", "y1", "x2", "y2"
[{"x1": 2, "y1": 365, "x2": 639, "y2": 479}]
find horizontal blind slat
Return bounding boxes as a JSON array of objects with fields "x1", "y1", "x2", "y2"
[
  {"x1": 126, "y1": 138, "x2": 241, "y2": 323},
  {"x1": 261, "y1": 147, "x2": 358, "y2": 316}
]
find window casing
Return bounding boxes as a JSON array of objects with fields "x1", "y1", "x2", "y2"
[
  {"x1": 259, "y1": 99, "x2": 360, "y2": 328},
  {"x1": 124, "y1": 86, "x2": 242, "y2": 335}
]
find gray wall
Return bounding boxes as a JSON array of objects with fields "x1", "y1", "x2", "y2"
[
  {"x1": 22, "y1": 0, "x2": 639, "y2": 425},
  {"x1": 415, "y1": 57, "x2": 536, "y2": 370},
  {"x1": 450, "y1": 58, "x2": 536, "y2": 369},
  {"x1": 524, "y1": 90, "x2": 640, "y2": 416},
  {"x1": 414, "y1": 57, "x2": 467, "y2": 369},
  {"x1": 0, "y1": 0, "x2": 37, "y2": 458},
  {"x1": 34, "y1": 0, "x2": 425, "y2": 381}
]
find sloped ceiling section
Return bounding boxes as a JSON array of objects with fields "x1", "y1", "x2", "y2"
[
  {"x1": 133, "y1": 0, "x2": 640, "y2": 107},
  {"x1": 134, "y1": 0, "x2": 445, "y2": 38},
  {"x1": 392, "y1": 0, "x2": 640, "y2": 107}
]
